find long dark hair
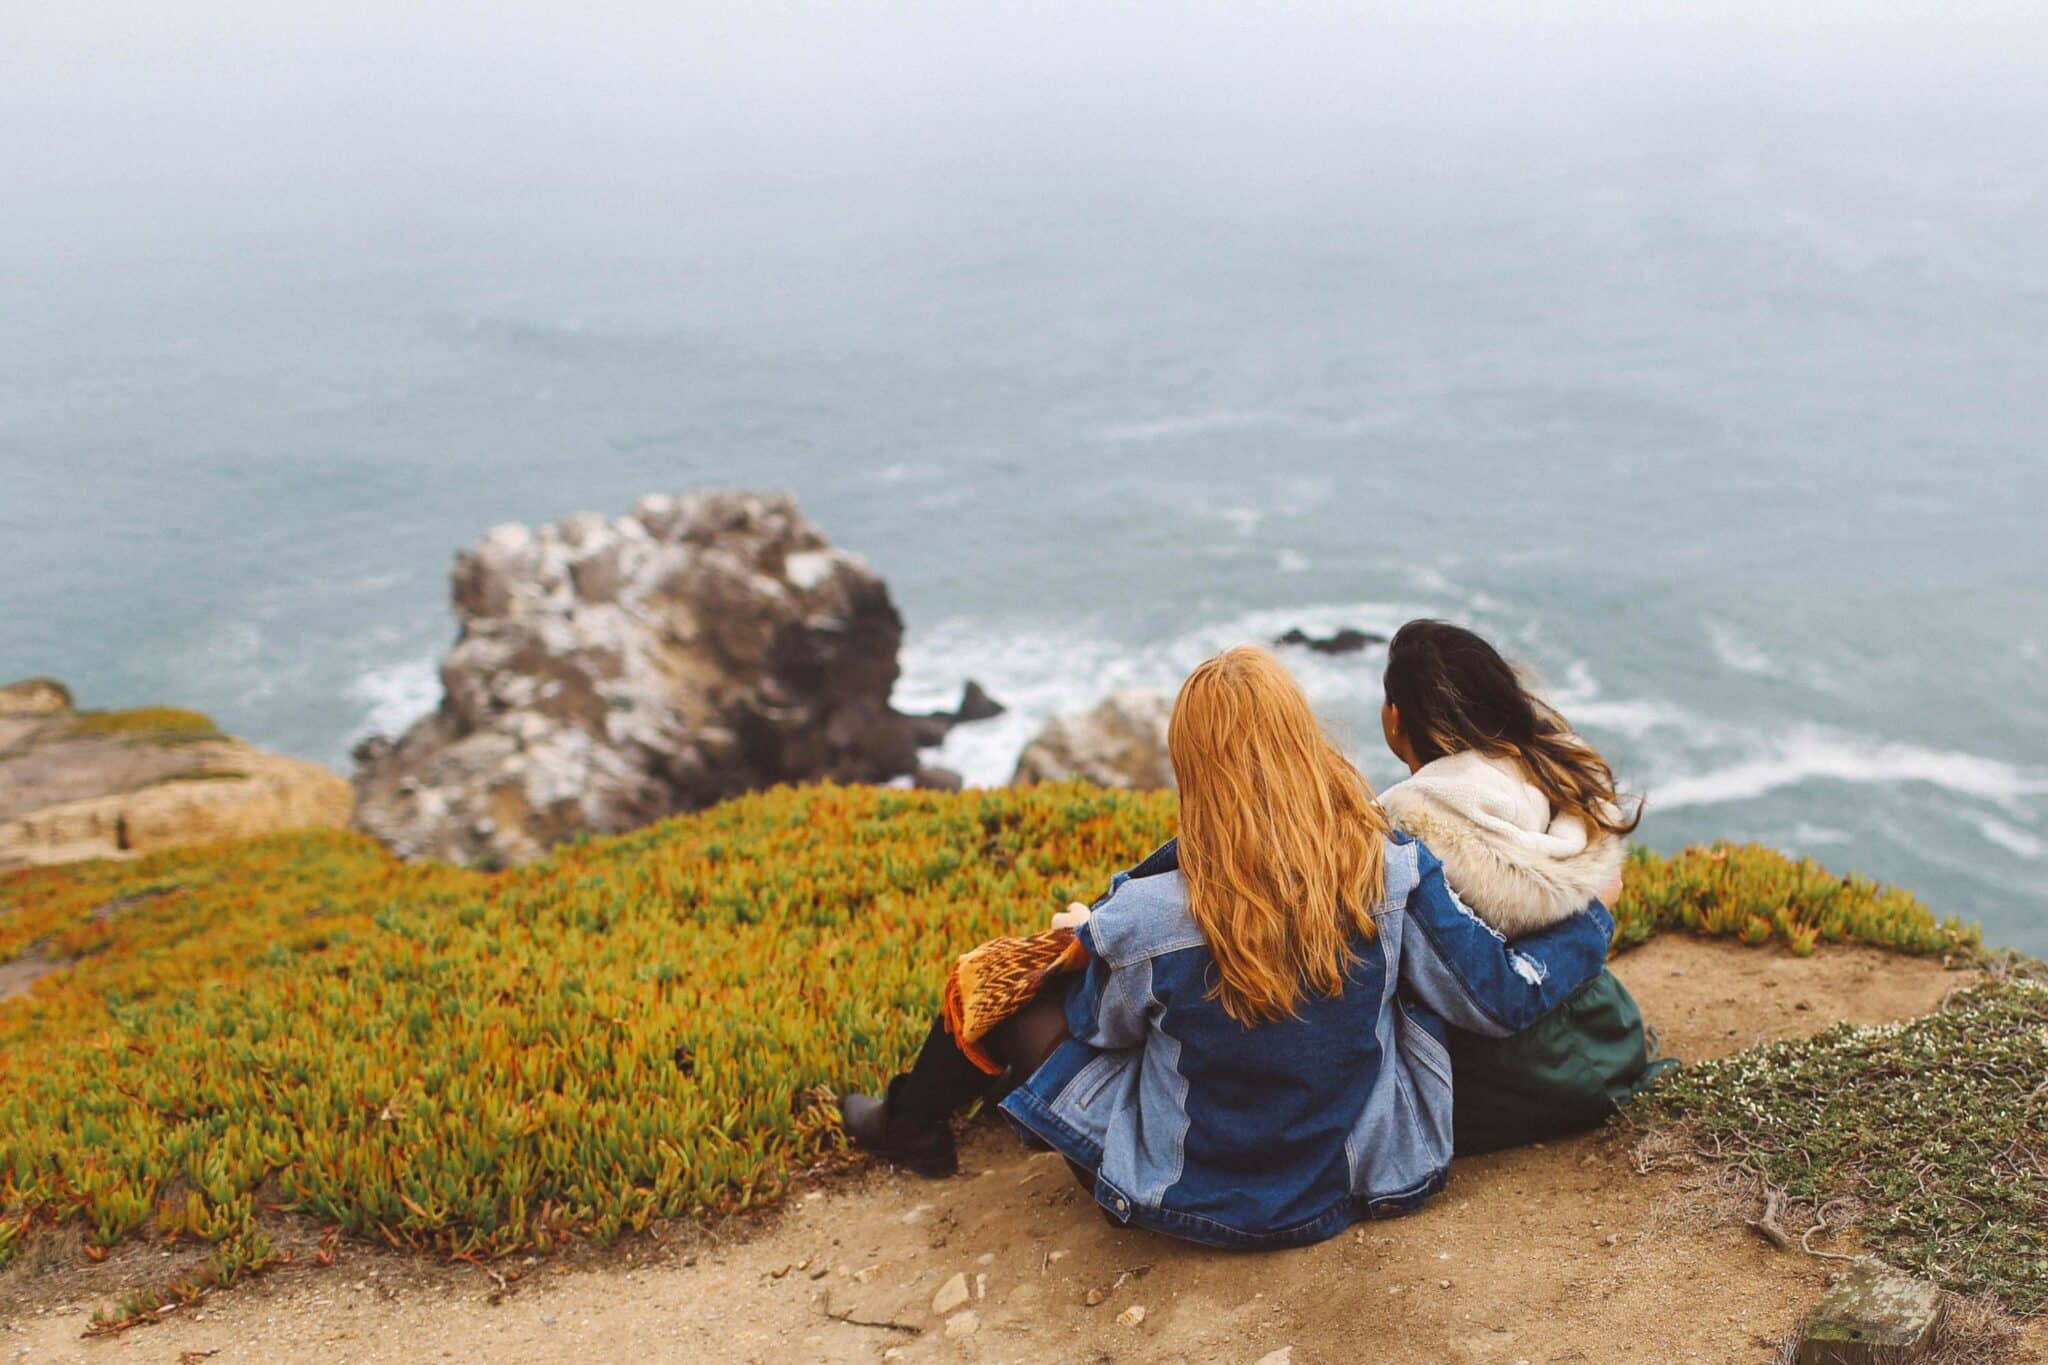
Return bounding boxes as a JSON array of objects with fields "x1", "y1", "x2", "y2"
[{"x1": 1382, "y1": 620, "x2": 1641, "y2": 840}]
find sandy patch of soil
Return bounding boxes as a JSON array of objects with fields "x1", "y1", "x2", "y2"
[{"x1": 3, "y1": 938, "x2": 2040, "y2": 1364}]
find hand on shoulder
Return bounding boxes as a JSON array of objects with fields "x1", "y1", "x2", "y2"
[{"x1": 1050, "y1": 903, "x2": 1092, "y2": 931}]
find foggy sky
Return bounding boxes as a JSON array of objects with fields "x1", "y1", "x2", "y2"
[{"x1": 5, "y1": 2, "x2": 2045, "y2": 273}]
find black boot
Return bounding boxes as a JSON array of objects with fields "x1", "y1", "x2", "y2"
[{"x1": 837, "y1": 1088, "x2": 959, "y2": 1179}]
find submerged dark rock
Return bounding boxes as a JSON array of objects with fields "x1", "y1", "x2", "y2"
[{"x1": 1273, "y1": 627, "x2": 1387, "y2": 656}]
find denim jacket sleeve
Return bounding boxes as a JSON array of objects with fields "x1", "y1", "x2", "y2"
[
  {"x1": 1396, "y1": 846, "x2": 1614, "y2": 1036},
  {"x1": 1061, "y1": 919, "x2": 1153, "y2": 1049}
]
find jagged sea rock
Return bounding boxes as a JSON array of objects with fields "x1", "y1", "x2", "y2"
[
  {"x1": 1011, "y1": 689, "x2": 1176, "y2": 790},
  {"x1": 953, "y1": 680, "x2": 1005, "y2": 724},
  {"x1": 907, "y1": 679, "x2": 1008, "y2": 748},
  {"x1": 0, "y1": 684, "x2": 353, "y2": 870},
  {"x1": 352, "y1": 491, "x2": 932, "y2": 866}
]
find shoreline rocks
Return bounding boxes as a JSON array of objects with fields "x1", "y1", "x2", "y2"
[
  {"x1": 1012, "y1": 690, "x2": 1175, "y2": 790},
  {"x1": 352, "y1": 491, "x2": 988, "y2": 866},
  {"x1": 0, "y1": 680, "x2": 353, "y2": 870}
]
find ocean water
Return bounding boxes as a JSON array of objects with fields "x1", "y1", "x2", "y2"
[{"x1": 3, "y1": 7, "x2": 2044, "y2": 949}]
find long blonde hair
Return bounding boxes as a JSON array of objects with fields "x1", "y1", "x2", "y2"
[{"x1": 1168, "y1": 646, "x2": 1389, "y2": 1026}]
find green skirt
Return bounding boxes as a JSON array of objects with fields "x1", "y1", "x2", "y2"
[{"x1": 1447, "y1": 968, "x2": 1676, "y2": 1156}]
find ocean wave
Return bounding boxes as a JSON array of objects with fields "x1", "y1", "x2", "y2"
[
  {"x1": 1975, "y1": 816, "x2": 2043, "y2": 860},
  {"x1": 348, "y1": 654, "x2": 441, "y2": 741},
  {"x1": 1093, "y1": 410, "x2": 1296, "y2": 443},
  {"x1": 1569, "y1": 697, "x2": 1697, "y2": 739},
  {"x1": 1653, "y1": 729, "x2": 2045, "y2": 812},
  {"x1": 1092, "y1": 409, "x2": 1389, "y2": 443},
  {"x1": 895, "y1": 600, "x2": 1425, "y2": 786},
  {"x1": 1705, "y1": 619, "x2": 1782, "y2": 678},
  {"x1": 901, "y1": 604, "x2": 2048, "y2": 863}
]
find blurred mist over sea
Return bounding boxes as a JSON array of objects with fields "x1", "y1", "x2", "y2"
[{"x1": 3, "y1": 2, "x2": 2044, "y2": 946}]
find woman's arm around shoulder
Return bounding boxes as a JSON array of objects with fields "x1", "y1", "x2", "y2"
[{"x1": 1395, "y1": 841, "x2": 1613, "y2": 1037}]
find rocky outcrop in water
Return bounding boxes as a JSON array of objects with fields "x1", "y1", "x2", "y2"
[
  {"x1": 1011, "y1": 689, "x2": 1176, "y2": 790},
  {"x1": 0, "y1": 681, "x2": 353, "y2": 870},
  {"x1": 1273, "y1": 626, "x2": 1386, "y2": 655},
  {"x1": 351, "y1": 491, "x2": 958, "y2": 866}
]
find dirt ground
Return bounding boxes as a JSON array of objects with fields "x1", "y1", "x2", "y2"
[{"x1": 4, "y1": 937, "x2": 2042, "y2": 1364}]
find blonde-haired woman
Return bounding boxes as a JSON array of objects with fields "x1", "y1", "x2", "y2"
[{"x1": 839, "y1": 646, "x2": 1613, "y2": 1248}]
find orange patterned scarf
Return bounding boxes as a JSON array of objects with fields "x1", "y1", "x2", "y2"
[{"x1": 941, "y1": 927, "x2": 1091, "y2": 1075}]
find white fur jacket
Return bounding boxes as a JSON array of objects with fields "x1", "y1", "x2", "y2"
[{"x1": 1378, "y1": 750, "x2": 1625, "y2": 939}]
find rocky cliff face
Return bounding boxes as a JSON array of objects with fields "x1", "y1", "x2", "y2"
[
  {"x1": 352, "y1": 491, "x2": 935, "y2": 866},
  {"x1": 0, "y1": 682, "x2": 353, "y2": 870}
]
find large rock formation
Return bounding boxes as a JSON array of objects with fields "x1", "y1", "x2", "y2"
[
  {"x1": 352, "y1": 491, "x2": 940, "y2": 866},
  {"x1": 0, "y1": 681, "x2": 353, "y2": 870},
  {"x1": 1011, "y1": 689, "x2": 1176, "y2": 790}
]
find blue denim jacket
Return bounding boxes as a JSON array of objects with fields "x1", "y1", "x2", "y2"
[{"x1": 999, "y1": 834, "x2": 1614, "y2": 1249}]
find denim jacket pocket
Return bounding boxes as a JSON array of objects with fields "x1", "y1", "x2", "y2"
[{"x1": 1068, "y1": 1052, "x2": 1124, "y2": 1111}]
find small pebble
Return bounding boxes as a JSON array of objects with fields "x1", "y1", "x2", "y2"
[
  {"x1": 945, "y1": 1310, "x2": 980, "y2": 1340},
  {"x1": 932, "y1": 1272, "x2": 971, "y2": 1315},
  {"x1": 1117, "y1": 1304, "x2": 1146, "y2": 1327}
]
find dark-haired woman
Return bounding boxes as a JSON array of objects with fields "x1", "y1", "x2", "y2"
[{"x1": 1378, "y1": 619, "x2": 1673, "y2": 1153}]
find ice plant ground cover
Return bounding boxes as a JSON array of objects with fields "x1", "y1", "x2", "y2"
[
  {"x1": 1636, "y1": 969, "x2": 2048, "y2": 1317},
  {"x1": 0, "y1": 782, "x2": 1985, "y2": 1325}
]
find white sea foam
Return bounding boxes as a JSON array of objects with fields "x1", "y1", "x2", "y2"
[
  {"x1": 1975, "y1": 816, "x2": 2043, "y2": 860},
  {"x1": 1706, "y1": 619, "x2": 1782, "y2": 678},
  {"x1": 1092, "y1": 409, "x2": 1389, "y2": 443},
  {"x1": 1546, "y1": 659, "x2": 1603, "y2": 707},
  {"x1": 349, "y1": 654, "x2": 441, "y2": 741},
  {"x1": 1569, "y1": 697, "x2": 1697, "y2": 740},
  {"x1": 895, "y1": 600, "x2": 1422, "y2": 786},
  {"x1": 1654, "y1": 728, "x2": 2045, "y2": 812},
  {"x1": 1094, "y1": 410, "x2": 1286, "y2": 442}
]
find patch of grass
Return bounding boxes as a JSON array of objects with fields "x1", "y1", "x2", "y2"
[
  {"x1": 1609, "y1": 841, "x2": 1977, "y2": 958},
  {"x1": 1636, "y1": 973, "x2": 2048, "y2": 1316},
  {"x1": 0, "y1": 783, "x2": 1986, "y2": 1317},
  {"x1": 71, "y1": 706, "x2": 222, "y2": 742},
  {"x1": 0, "y1": 784, "x2": 1175, "y2": 1293}
]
